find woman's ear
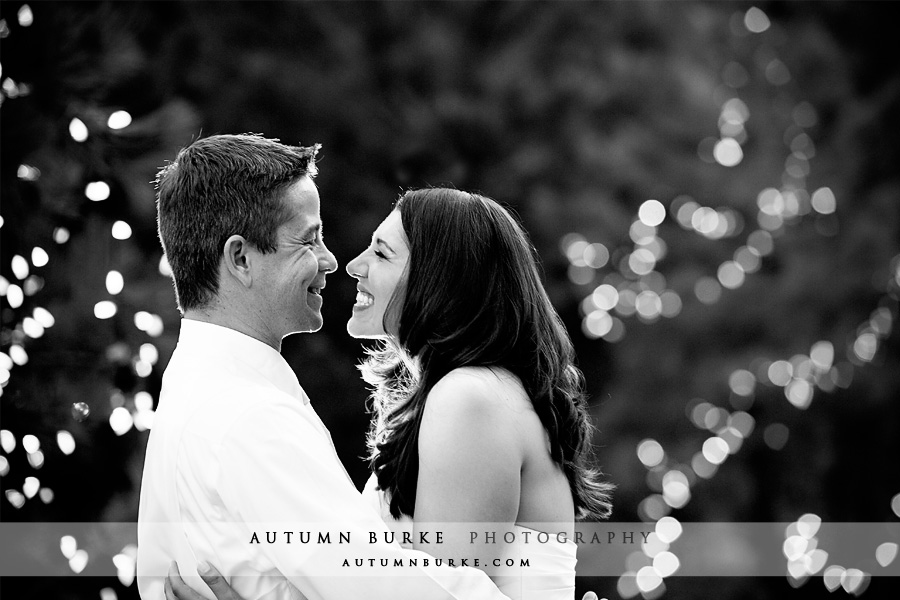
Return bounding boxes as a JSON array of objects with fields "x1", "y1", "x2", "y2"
[{"x1": 222, "y1": 235, "x2": 253, "y2": 288}]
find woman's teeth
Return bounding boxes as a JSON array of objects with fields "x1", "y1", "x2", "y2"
[{"x1": 355, "y1": 291, "x2": 374, "y2": 307}]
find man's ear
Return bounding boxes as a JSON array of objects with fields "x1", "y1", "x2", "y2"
[{"x1": 222, "y1": 235, "x2": 253, "y2": 288}]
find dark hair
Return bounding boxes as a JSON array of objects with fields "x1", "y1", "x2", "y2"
[
  {"x1": 155, "y1": 133, "x2": 320, "y2": 312},
  {"x1": 363, "y1": 188, "x2": 613, "y2": 520}
]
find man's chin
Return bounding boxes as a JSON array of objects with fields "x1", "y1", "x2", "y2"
[{"x1": 286, "y1": 315, "x2": 324, "y2": 336}]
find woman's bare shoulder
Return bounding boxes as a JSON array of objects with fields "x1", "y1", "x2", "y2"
[{"x1": 423, "y1": 366, "x2": 533, "y2": 430}]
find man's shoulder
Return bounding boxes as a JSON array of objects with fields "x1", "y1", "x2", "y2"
[{"x1": 157, "y1": 362, "x2": 308, "y2": 445}]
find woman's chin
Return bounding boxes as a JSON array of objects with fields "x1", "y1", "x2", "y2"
[{"x1": 346, "y1": 320, "x2": 386, "y2": 340}]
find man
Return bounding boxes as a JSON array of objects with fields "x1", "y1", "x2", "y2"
[{"x1": 136, "y1": 134, "x2": 514, "y2": 600}]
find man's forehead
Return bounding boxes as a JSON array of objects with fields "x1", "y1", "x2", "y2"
[{"x1": 282, "y1": 178, "x2": 321, "y2": 217}]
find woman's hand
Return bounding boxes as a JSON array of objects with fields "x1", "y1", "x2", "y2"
[{"x1": 165, "y1": 561, "x2": 244, "y2": 600}]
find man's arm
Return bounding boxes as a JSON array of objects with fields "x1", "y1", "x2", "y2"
[{"x1": 215, "y1": 396, "x2": 513, "y2": 600}]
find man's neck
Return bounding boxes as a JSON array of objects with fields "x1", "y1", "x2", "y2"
[{"x1": 182, "y1": 308, "x2": 282, "y2": 352}]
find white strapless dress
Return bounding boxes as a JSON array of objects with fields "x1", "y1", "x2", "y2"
[{"x1": 362, "y1": 474, "x2": 577, "y2": 600}]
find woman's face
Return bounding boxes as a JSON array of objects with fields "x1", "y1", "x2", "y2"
[{"x1": 346, "y1": 210, "x2": 409, "y2": 338}]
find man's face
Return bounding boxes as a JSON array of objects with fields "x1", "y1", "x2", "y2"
[{"x1": 254, "y1": 176, "x2": 337, "y2": 336}]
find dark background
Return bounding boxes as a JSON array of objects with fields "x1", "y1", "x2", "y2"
[{"x1": 1, "y1": 1, "x2": 899, "y2": 599}]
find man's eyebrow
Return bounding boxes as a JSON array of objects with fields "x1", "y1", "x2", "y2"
[{"x1": 297, "y1": 223, "x2": 321, "y2": 239}]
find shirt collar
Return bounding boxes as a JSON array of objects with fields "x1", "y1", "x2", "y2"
[{"x1": 175, "y1": 319, "x2": 308, "y2": 404}]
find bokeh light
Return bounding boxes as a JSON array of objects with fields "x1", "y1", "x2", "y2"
[
  {"x1": 9, "y1": 344, "x2": 29, "y2": 365},
  {"x1": 109, "y1": 407, "x2": 134, "y2": 436},
  {"x1": 662, "y1": 470, "x2": 690, "y2": 508},
  {"x1": 811, "y1": 187, "x2": 836, "y2": 214},
  {"x1": 159, "y1": 255, "x2": 173, "y2": 277},
  {"x1": 94, "y1": 301, "x2": 118, "y2": 319},
  {"x1": 23, "y1": 434, "x2": 40, "y2": 453},
  {"x1": 876, "y1": 542, "x2": 898, "y2": 568},
  {"x1": 11, "y1": 254, "x2": 29, "y2": 279},
  {"x1": 747, "y1": 229, "x2": 774, "y2": 256},
  {"x1": 107, "y1": 110, "x2": 132, "y2": 130},
  {"x1": 568, "y1": 264, "x2": 594, "y2": 285},
  {"x1": 69, "y1": 117, "x2": 88, "y2": 142},
  {"x1": 691, "y1": 452, "x2": 718, "y2": 479},
  {"x1": 694, "y1": 277, "x2": 722, "y2": 304},
  {"x1": 629, "y1": 221, "x2": 656, "y2": 245},
  {"x1": 637, "y1": 439, "x2": 665, "y2": 468},
  {"x1": 6, "y1": 283, "x2": 24, "y2": 309},
  {"x1": 765, "y1": 59, "x2": 791, "y2": 86},
  {"x1": 31, "y1": 246, "x2": 49, "y2": 267},
  {"x1": 653, "y1": 551, "x2": 680, "y2": 577},
  {"x1": 582, "y1": 310, "x2": 613, "y2": 339},
  {"x1": 702, "y1": 437, "x2": 729, "y2": 465},
  {"x1": 635, "y1": 290, "x2": 662, "y2": 320},
  {"x1": 785, "y1": 379, "x2": 813, "y2": 409},
  {"x1": 100, "y1": 588, "x2": 118, "y2": 600},
  {"x1": 22, "y1": 317, "x2": 45, "y2": 338},
  {"x1": 713, "y1": 138, "x2": 743, "y2": 167},
  {"x1": 767, "y1": 360, "x2": 793, "y2": 386},
  {"x1": 655, "y1": 516, "x2": 683, "y2": 544},
  {"x1": 53, "y1": 227, "x2": 71, "y2": 244},
  {"x1": 85, "y1": 181, "x2": 110, "y2": 201},
  {"x1": 17, "y1": 4, "x2": 34, "y2": 27},
  {"x1": 6, "y1": 489, "x2": 26, "y2": 509},
  {"x1": 764, "y1": 423, "x2": 790, "y2": 450},
  {"x1": 744, "y1": 6, "x2": 770, "y2": 33},
  {"x1": 592, "y1": 284, "x2": 619, "y2": 310},
  {"x1": 112, "y1": 220, "x2": 133, "y2": 240},
  {"x1": 106, "y1": 271, "x2": 124, "y2": 295},
  {"x1": 638, "y1": 200, "x2": 666, "y2": 227},
  {"x1": 717, "y1": 261, "x2": 745, "y2": 289},
  {"x1": 0, "y1": 429, "x2": 16, "y2": 453},
  {"x1": 852, "y1": 331, "x2": 878, "y2": 362},
  {"x1": 616, "y1": 572, "x2": 640, "y2": 599},
  {"x1": 69, "y1": 549, "x2": 89, "y2": 574},
  {"x1": 583, "y1": 243, "x2": 609, "y2": 269}
]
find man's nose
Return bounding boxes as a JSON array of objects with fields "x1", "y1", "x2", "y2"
[{"x1": 319, "y1": 244, "x2": 338, "y2": 273}]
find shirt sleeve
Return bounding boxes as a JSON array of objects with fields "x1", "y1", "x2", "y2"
[{"x1": 216, "y1": 394, "x2": 514, "y2": 600}]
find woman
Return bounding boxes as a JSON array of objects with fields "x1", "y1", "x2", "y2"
[{"x1": 168, "y1": 188, "x2": 612, "y2": 600}]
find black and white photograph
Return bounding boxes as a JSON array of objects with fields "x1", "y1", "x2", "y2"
[{"x1": 1, "y1": 1, "x2": 899, "y2": 599}]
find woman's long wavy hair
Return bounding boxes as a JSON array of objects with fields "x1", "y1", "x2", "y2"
[{"x1": 362, "y1": 188, "x2": 613, "y2": 520}]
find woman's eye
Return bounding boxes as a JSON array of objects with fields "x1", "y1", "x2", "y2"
[{"x1": 374, "y1": 250, "x2": 387, "y2": 259}]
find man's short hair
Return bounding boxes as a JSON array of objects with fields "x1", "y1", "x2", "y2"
[{"x1": 156, "y1": 133, "x2": 320, "y2": 313}]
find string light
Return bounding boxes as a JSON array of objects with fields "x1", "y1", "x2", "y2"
[
  {"x1": 111, "y1": 220, "x2": 132, "y2": 240},
  {"x1": 107, "y1": 110, "x2": 132, "y2": 130},
  {"x1": 106, "y1": 271, "x2": 124, "y2": 295},
  {"x1": 53, "y1": 227, "x2": 70, "y2": 244},
  {"x1": 68, "y1": 118, "x2": 88, "y2": 142},
  {"x1": 94, "y1": 301, "x2": 118, "y2": 319},
  {"x1": 85, "y1": 181, "x2": 110, "y2": 201},
  {"x1": 11, "y1": 254, "x2": 29, "y2": 279},
  {"x1": 31, "y1": 246, "x2": 49, "y2": 267},
  {"x1": 17, "y1": 4, "x2": 34, "y2": 27},
  {"x1": 17, "y1": 164, "x2": 40, "y2": 181}
]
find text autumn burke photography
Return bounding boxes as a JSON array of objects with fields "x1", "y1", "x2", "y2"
[{"x1": 247, "y1": 529, "x2": 655, "y2": 546}]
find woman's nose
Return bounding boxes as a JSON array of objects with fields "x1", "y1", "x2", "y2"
[{"x1": 346, "y1": 252, "x2": 366, "y2": 278}]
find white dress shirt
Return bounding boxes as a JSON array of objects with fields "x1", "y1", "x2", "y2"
[{"x1": 137, "y1": 319, "x2": 511, "y2": 600}]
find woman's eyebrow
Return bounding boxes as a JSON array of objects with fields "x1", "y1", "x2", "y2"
[{"x1": 373, "y1": 235, "x2": 395, "y2": 254}]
